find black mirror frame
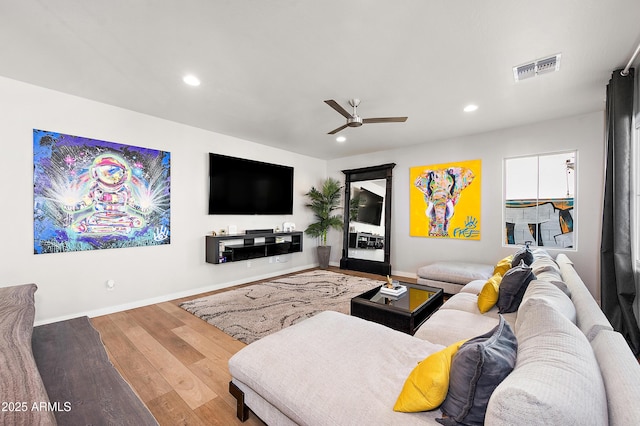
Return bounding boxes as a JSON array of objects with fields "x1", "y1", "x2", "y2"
[{"x1": 340, "y1": 163, "x2": 395, "y2": 276}]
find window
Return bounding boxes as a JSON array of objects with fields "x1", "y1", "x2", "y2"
[{"x1": 504, "y1": 151, "x2": 576, "y2": 248}]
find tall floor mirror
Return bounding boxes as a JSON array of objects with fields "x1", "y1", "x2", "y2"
[{"x1": 340, "y1": 163, "x2": 395, "y2": 276}]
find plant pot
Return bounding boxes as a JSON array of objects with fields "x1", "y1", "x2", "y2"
[{"x1": 316, "y1": 246, "x2": 332, "y2": 269}]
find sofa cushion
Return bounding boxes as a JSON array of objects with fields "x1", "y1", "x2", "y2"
[
  {"x1": 530, "y1": 256, "x2": 561, "y2": 275},
  {"x1": 533, "y1": 270, "x2": 571, "y2": 297},
  {"x1": 459, "y1": 279, "x2": 486, "y2": 295},
  {"x1": 417, "y1": 262, "x2": 493, "y2": 285},
  {"x1": 556, "y1": 254, "x2": 613, "y2": 340},
  {"x1": 439, "y1": 292, "x2": 517, "y2": 328},
  {"x1": 531, "y1": 248, "x2": 553, "y2": 260},
  {"x1": 516, "y1": 280, "x2": 576, "y2": 329},
  {"x1": 437, "y1": 316, "x2": 517, "y2": 426},
  {"x1": 415, "y1": 309, "x2": 500, "y2": 347},
  {"x1": 486, "y1": 298, "x2": 608, "y2": 425},
  {"x1": 229, "y1": 311, "x2": 445, "y2": 425},
  {"x1": 439, "y1": 292, "x2": 482, "y2": 313},
  {"x1": 511, "y1": 246, "x2": 533, "y2": 267},
  {"x1": 591, "y1": 330, "x2": 640, "y2": 425},
  {"x1": 529, "y1": 255, "x2": 570, "y2": 295},
  {"x1": 496, "y1": 262, "x2": 535, "y2": 314},
  {"x1": 0, "y1": 284, "x2": 56, "y2": 426},
  {"x1": 477, "y1": 273, "x2": 502, "y2": 313},
  {"x1": 394, "y1": 339, "x2": 468, "y2": 412}
]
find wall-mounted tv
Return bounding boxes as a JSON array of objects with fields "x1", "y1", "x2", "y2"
[
  {"x1": 353, "y1": 187, "x2": 383, "y2": 226},
  {"x1": 208, "y1": 153, "x2": 294, "y2": 215}
]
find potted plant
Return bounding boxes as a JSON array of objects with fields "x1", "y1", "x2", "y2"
[{"x1": 304, "y1": 177, "x2": 343, "y2": 269}]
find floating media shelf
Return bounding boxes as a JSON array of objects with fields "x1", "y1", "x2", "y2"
[{"x1": 205, "y1": 231, "x2": 303, "y2": 264}]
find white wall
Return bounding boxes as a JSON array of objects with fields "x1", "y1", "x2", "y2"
[
  {"x1": 0, "y1": 74, "x2": 607, "y2": 323},
  {"x1": 0, "y1": 76, "x2": 326, "y2": 324},
  {"x1": 328, "y1": 112, "x2": 605, "y2": 301}
]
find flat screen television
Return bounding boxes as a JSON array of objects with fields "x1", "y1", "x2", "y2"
[
  {"x1": 353, "y1": 187, "x2": 383, "y2": 226},
  {"x1": 208, "y1": 153, "x2": 294, "y2": 215}
]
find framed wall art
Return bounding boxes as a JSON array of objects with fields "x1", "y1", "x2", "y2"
[
  {"x1": 409, "y1": 159, "x2": 481, "y2": 240},
  {"x1": 33, "y1": 129, "x2": 171, "y2": 254}
]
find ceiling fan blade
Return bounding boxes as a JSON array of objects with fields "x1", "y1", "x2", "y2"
[
  {"x1": 324, "y1": 100, "x2": 352, "y2": 119},
  {"x1": 363, "y1": 117, "x2": 408, "y2": 124},
  {"x1": 328, "y1": 124, "x2": 349, "y2": 134}
]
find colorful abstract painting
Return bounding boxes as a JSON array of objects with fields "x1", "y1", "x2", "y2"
[
  {"x1": 505, "y1": 198, "x2": 574, "y2": 248},
  {"x1": 33, "y1": 130, "x2": 171, "y2": 254},
  {"x1": 409, "y1": 159, "x2": 481, "y2": 239}
]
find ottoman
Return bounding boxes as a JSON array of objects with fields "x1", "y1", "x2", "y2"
[{"x1": 416, "y1": 261, "x2": 493, "y2": 294}]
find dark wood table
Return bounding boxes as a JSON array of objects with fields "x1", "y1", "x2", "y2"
[{"x1": 350, "y1": 283, "x2": 444, "y2": 335}]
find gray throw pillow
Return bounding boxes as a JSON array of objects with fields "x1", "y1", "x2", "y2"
[
  {"x1": 437, "y1": 316, "x2": 517, "y2": 426},
  {"x1": 496, "y1": 261, "x2": 535, "y2": 313},
  {"x1": 511, "y1": 246, "x2": 533, "y2": 267}
]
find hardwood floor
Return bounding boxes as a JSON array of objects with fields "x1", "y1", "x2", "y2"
[{"x1": 91, "y1": 267, "x2": 412, "y2": 425}]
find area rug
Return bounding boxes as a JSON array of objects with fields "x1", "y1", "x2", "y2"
[{"x1": 179, "y1": 270, "x2": 382, "y2": 344}]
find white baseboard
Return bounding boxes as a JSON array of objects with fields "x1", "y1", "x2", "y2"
[{"x1": 34, "y1": 263, "x2": 317, "y2": 326}]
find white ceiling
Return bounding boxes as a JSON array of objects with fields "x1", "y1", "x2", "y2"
[{"x1": 1, "y1": 1, "x2": 639, "y2": 160}]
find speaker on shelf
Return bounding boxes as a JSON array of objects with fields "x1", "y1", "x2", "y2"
[{"x1": 246, "y1": 229, "x2": 274, "y2": 234}]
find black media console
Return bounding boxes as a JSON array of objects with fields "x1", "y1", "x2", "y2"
[{"x1": 205, "y1": 231, "x2": 303, "y2": 264}]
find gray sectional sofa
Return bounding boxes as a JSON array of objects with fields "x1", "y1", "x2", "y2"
[{"x1": 229, "y1": 252, "x2": 640, "y2": 425}]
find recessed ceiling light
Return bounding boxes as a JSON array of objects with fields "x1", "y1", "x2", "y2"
[
  {"x1": 183, "y1": 74, "x2": 201, "y2": 86},
  {"x1": 463, "y1": 104, "x2": 478, "y2": 112},
  {"x1": 336, "y1": 136, "x2": 346, "y2": 143}
]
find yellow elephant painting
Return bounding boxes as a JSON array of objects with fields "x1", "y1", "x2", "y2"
[{"x1": 410, "y1": 159, "x2": 481, "y2": 239}]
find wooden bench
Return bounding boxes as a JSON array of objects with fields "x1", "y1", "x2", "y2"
[{"x1": 32, "y1": 316, "x2": 158, "y2": 425}]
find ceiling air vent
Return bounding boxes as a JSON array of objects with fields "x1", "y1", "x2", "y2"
[{"x1": 513, "y1": 54, "x2": 561, "y2": 82}]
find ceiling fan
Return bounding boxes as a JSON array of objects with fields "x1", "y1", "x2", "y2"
[{"x1": 324, "y1": 99, "x2": 408, "y2": 135}]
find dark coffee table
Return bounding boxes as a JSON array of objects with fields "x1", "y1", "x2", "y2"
[{"x1": 350, "y1": 283, "x2": 444, "y2": 335}]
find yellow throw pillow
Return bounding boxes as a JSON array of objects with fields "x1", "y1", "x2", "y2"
[
  {"x1": 477, "y1": 273, "x2": 503, "y2": 313},
  {"x1": 394, "y1": 339, "x2": 468, "y2": 412},
  {"x1": 493, "y1": 255, "x2": 513, "y2": 276}
]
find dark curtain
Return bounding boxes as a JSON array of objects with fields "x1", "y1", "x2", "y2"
[{"x1": 601, "y1": 67, "x2": 640, "y2": 355}]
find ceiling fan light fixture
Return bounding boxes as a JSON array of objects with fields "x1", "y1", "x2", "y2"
[
  {"x1": 463, "y1": 104, "x2": 478, "y2": 112},
  {"x1": 336, "y1": 136, "x2": 346, "y2": 143},
  {"x1": 347, "y1": 116, "x2": 363, "y2": 127},
  {"x1": 324, "y1": 99, "x2": 407, "y2": 134}
]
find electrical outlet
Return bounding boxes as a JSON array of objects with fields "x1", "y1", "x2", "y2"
[
  {"x1": 275, "y1": 256, "x2": 280, "y2": 263},
  {"x1": 106, "y1": 279, "x2": 115, "y2": 291}
]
